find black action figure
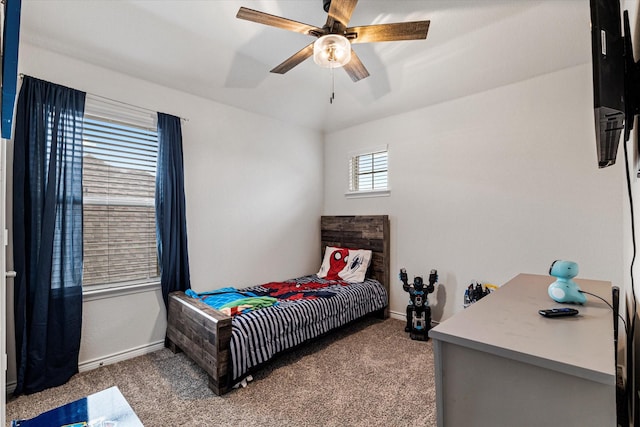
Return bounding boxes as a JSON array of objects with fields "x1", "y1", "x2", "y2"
[{"x1": 400, "y1": 268, "x2": 437, "y2": 341}]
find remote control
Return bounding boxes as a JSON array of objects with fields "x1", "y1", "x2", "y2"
[{"x1": 538, "y1": 308, "x2": 579, "y2": 318}]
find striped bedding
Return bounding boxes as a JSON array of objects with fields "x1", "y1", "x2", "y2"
[{"x1": 229, "y1": 275, "x2": 388, "y2": 381}]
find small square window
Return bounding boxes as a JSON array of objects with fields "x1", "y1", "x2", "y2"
[{"x1": 347, "y1": 148, "x2": 390, "y2": 198}]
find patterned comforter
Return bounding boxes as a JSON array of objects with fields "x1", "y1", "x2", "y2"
[{"x1": 228, "y1": 275, "x2": 388, "y2": 381}]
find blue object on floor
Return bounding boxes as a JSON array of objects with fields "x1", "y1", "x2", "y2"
[{"x1": 11, "y1": 386, "x2": 143, "y2": 426}]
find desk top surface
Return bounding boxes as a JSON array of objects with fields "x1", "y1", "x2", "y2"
[{"x1": 429, "y1": 273, "x2": 616, "y2": 384}]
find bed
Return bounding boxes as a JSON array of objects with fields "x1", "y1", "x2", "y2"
[{"x1": 165, "y1": 215, "x2": 390, "y2": 395}]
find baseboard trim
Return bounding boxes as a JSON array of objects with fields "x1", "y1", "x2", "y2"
[
  {"x1": 389, "y1": 310, "x2": 404, "y2": 321},
  {"x1": 79, "y1": 340, "x2": 165, "y2": 372},
  {"x1": 390, "y1": 310, "x2": 442, "y2": 325},
  {"x1": 6, "y1": 380, "x2": 16, "y2": 397},
  {"x1": 6, "y1": 340, "x2": 165, "y2": 397}
]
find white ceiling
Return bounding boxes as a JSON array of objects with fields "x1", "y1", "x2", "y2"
[{"x1": 20, "y1": 0, "x2": 592, "y2": 132}]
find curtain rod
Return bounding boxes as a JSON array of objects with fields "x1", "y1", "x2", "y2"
[{"x1": 19, "y1": 73, "x2": 189, "y2": 123}]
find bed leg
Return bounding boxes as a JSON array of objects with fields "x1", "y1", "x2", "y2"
[
  {"x1": 208, "y1": 375, "x2": 228, "y2": 396},
  {"x1": 165, "y1": 337, "x2": 183, "y2": 354},
  {"x1": 374, "y1": 307, "x2": 390, "y2": 319}
]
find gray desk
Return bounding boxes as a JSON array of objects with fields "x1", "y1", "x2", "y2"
[{"x1": 429, "y1": 273, "x2": 616, "y2": 427}]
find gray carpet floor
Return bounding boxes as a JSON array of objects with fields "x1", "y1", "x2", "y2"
[{"x1": 6, "y1": 317, "x2": 437, "y2": 426}]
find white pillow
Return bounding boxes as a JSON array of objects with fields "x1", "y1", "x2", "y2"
[
  {"x1": 339, "y1": 249, "x2": 372, "y2": 282},
  {"x1": 317, "y1": 246, "x2": 343, "y2": 278},
  {"x1": 317, "y1": 246, "x2": 372, "y2": 283}
]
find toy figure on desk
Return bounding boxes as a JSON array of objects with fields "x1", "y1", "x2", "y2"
[
  {"x1": 400, "y1": 268, "x2": 437, "y2": 341},
  {"x1": 547, "y1": 260, "x2": 586, "y2": 304}
]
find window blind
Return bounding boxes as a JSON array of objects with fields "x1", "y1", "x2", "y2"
[
  {"x1": 82, "y1": 97, "x2": 159, "y2": 287},
  {"x1": 349, "y1": 150, "x2": 388, "y2": 192}
]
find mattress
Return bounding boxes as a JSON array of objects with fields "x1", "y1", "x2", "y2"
[{"x1": 227, "y1": 275, "x2": 388, "y2": 381}]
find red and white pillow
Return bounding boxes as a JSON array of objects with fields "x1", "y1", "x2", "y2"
[{"x1": 317, "y1": 246, "x2": 372, "y2": 283}]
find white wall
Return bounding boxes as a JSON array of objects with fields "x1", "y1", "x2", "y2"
[
  {"x1": 324, "y1": 64, "x2": 625, "y2": 322},
  {"x1": 5, "y1": 43, "x2": 324, "y2": 389}
]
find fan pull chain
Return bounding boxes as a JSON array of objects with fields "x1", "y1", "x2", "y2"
[{"x1": 330, "y1": 67, "x2": 335, "y2": 104}]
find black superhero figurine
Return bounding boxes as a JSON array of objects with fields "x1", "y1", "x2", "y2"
[{"x1": 400, "y1": 268, "x2": 437, "y2": 341}]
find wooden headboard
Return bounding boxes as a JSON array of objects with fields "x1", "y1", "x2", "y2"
[{"x1": 320, "y1": 215, "x2": 390, "y2": 316}]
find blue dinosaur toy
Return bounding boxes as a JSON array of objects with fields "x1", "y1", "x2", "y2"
[{"x1": 547, "y1": 260, "x2": 586, "y2": 304}]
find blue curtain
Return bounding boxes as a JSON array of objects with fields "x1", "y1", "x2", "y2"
[
  {"x1": 13, "y1": 76, "x2": 85, "y2": 395},
  {"x1": 156, "y1": 112, "x2": 191, "y2": 309}
]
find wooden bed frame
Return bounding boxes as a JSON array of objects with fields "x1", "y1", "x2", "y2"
[{"x1": 165, "y1": 215, "x2": 390, "y2": 395}]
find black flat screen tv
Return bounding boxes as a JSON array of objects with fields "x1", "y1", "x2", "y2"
[{"x1": 591, "y1": 0, "x2": 625, "y2": 168}]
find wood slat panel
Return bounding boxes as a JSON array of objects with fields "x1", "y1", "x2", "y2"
[
  {"x1": 321, "y1": 215, "x2": 390, "y2": 317},
  {"x1": 166, "y1": 292, "x2": 232, "y2": 395}
]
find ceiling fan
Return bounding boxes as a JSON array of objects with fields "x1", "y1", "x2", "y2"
[{"x1": 236, "y1": 0, "x2": 430, "y2": 82}]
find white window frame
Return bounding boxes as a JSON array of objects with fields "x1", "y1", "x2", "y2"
[
  {"x1": 82, "y1": 95, "x2": 160, "y2": 294},
  {"x1": 345, "y1": 145, "x2": 390, "y2": 198}
]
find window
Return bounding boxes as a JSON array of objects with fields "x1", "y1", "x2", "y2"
[
  {"x1": 82, "y1": 96, "x2": 159, "y2": 288},
  {"x1": 348, "y1": 147, "x2": 389, "y2": 197}
]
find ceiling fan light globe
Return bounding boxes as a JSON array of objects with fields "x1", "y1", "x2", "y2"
[{"x1": 313, "y1": 34, "x2": 351, "y2": 68}]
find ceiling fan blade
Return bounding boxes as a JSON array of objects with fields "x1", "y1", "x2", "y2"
[
  {"x1": 348, "y1": 21, "x2": 430, "y2": 44},
  {"x1": 270, "y1": 42, "x2": 315, "y2": 74},
  {"x1": 343, "y1": 49, "x2": 369, "y2": 82},
  {"x1": 326, "y1": 0, "x2": 358, "y2": 30},
  {"x1": 237, "y1": 7, "x2": 321, "y2": 36}
]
